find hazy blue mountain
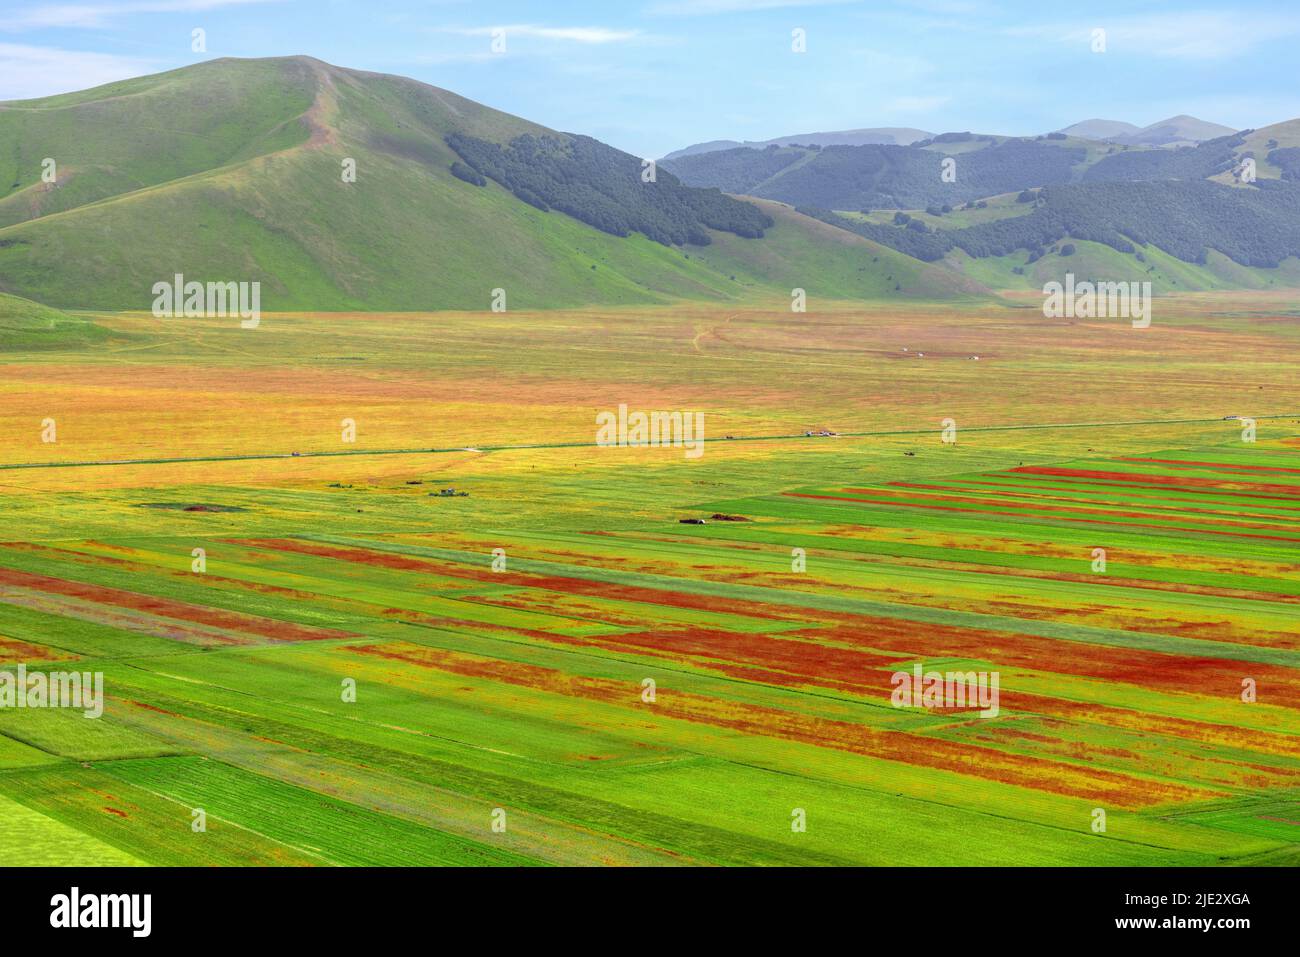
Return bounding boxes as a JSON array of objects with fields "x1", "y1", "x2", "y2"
[{"x1": 662, "y1": 127, "x2": 931, "y2": 160}]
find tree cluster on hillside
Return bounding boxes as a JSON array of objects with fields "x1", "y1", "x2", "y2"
[
  {"x1": 447, "y1": 132, "x2": 773, "y2": 246},
  {"x1": 660, "y1": 145, "x2": 803, "y2": 193},
  {"x1": 1267, "y1": 147, "x2": 1300, "y2": 180},
  {"x1": 801, "y1": 207, "x2": 952, "y2": 260},
  {"x1": 665, "y1": 138, "x2": 1086, "y2": 210},
  {"x1": 804, "y1": 179, "x2": 1300, "y2": 267},
  {"x1": 449, "y1": 161, "x2": 486, "y2": 186},
  {"x1": 1082, "y1": 133, "x2": 1246, "y2": 182}
]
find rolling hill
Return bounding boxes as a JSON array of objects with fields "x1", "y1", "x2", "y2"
[
  {"x1": 0, "y1": 292, "x2": 110, "y2": 350},
  {"x1": 1056, "y1": 119, "x2": 1141, "y2": 140},
  {"x1": 0, "y1": 56, "x2": 980, "y2": 310},
  {"x1": 1113, "y1": 115, "x2": 1237, "y2": 148},
  {"x1": 1055, "y1": 115, "x2": 1235, "y2": 146},
  {"x1": 1213, "y1": 118, "x2": 1300, "y2": 184}
]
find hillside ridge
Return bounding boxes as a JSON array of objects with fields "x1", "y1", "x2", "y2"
[{"x1": 0, "y1": 56, "x2": 982, "y2": 309}]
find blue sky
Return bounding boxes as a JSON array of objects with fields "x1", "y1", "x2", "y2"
[{"x1": 3, "y1": 0, "x2": 1300, "y2": 157}]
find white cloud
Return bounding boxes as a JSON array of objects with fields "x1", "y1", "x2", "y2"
[
  {"x1": 646, "y1": 0, "x2": 860, "y2": 15},
  {"x1": 0, "y1": 43, "x2": 151, "y2": 99},
  {"x1": 0, "y1": 0, "x2": 280, "y2": 31},
  {"x1": 891, "y1": 0, "x2": 988, "y2": 13},
  {"x1": 442, "y1": 24, "x2": 642, "y2": 45},
  {"x1": 1008, "y1": 11, "x2": 1300, "y2": 59}
]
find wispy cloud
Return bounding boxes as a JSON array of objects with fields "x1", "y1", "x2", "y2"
[
  {"x1": 0, "y1": 43, "x2": 151, "y2": 99},
  {"x1": 0, "y1": 0, "x2": 280, "y2": 31},
  {"x1": 646, "y1": 0, "x2": 860, "y2": 16},
  {"x1": 883, "y1": 94, "x2": 951, "y2": 114},
  {"x1": 891, "y1": 0, "x2": 990, "y2": 13},
  {"x1": 1007, "y1": 11, "x2": 1300, "y2": 59},
  {"x1": 851, "y1": 47, "x2": 934, "y2": 80},
  {"x1": 440, "y1": 24, "x2": 642, "y2": 45}
]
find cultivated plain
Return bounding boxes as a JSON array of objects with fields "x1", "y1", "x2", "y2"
[{"x1": 0, "y1": 293, "x2": 1296, "y2": 865}]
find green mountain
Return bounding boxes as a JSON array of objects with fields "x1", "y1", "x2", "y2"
[{"x1": 0, "y1": 56, "x2": 980, "y2": 310}]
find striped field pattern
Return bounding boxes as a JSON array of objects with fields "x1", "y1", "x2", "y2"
[
  {"x1": 0, "y1": 448, "x2": 1296, "y2": 864},
  {"x1": 0, "y1": 302, "x2": 1296, "y2": 865}
]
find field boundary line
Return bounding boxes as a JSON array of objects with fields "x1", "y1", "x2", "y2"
[
  {"x1": 298, "y1": 534, "x2": 1300, "y2": 670},
  {"x1": 3, "y1": 413, "x2": 1297, "y2": 471}
]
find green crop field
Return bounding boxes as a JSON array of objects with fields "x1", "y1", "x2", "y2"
[{"x1": 0, "y1": 293, "x2": 1296, "y2": 866}]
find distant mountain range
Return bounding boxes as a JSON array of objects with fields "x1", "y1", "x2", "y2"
[
  {"x1": 663, "y1": 128, "x2": 932, "y2": 161},
  {"x1": 660, "y1": 120, "x2": 1295, "y2": 213},
  {"x1": 662, "y1": 116, "x2": 1300, "y2": 292},
  {"x1": 666, "y1": 115, "x2": 1237, "y2": 161},
  {"x1": 1058, "y1": 115, "x2": 1237, "y2": 148}
]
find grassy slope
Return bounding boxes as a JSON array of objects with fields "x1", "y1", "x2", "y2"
[
  {"x1": 0, "y1": 57, "x2": 984, "y2": 310},
  {"x1": 0, "y1": 292, "x2": 110, "y2": 350},
  {"x1": 943, "y1": 239, "x2": 1300, "y2": 294},
  {"x1": 0, "y1": 58, "x2": 318, "y2": 229},
  {"x1": 829, "y1": 175, "x2": 1300, "y2": 294},
  {"x1": 1212, "y1": 118, "x2": 1300, "y2": 184},
  {"x1": 669, "y1": 199, "x2": 984, "y2": 301},
  {"x1": 838, "y1": 190, "x2": 1036, "y2": 228}
]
